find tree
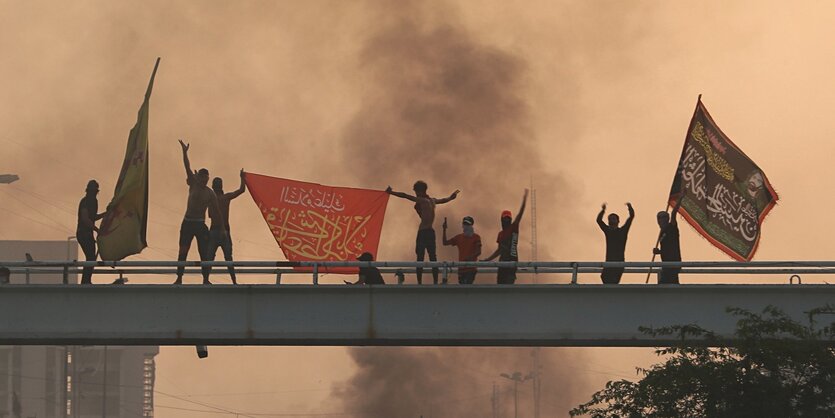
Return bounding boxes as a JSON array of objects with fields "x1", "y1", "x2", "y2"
[{"x1": 570, "y1": 305, "x2": 835, "y2": 418}]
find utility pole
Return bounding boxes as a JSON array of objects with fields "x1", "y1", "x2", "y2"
[
  {"x1": 101, "y1": 346, "x2": 108, "y2": 418},
  {"x1": 491, "y1": 382, "x2": 499, "y2": 418},
  {"x1": 530, "y1": 179, "x2": 542, "y2": 418},
  {"x1": 530, "y1": 178, "x2": 537, "y2": 283},
  {"x1": 531, "y1": 348, "x2": 542, "y2": 418},
  {"x1": 500, "y1": 371, "x2": 532, "y2": 418}
]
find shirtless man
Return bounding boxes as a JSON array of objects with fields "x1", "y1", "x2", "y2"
[
  {"x1": 207, "y1": 169, "x2": 246, "y2": 284},
  {"x1": 386, "y1": 181, "x2": 459, "y2": 284},
  {"x1": 175, "y1": 140, "x2": 225, "y2": 285}
]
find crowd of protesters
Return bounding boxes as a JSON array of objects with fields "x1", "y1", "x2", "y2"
[{"x1": 57, "y1": 142, "x2": 685, "y2": 286}]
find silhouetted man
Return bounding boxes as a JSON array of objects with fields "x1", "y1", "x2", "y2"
[
  {"x1": 76, "y1": 180, "x2": 106, "y2": 284},
  {"x1": 442, "y1": 216, "x2": 482, "y2": 284},
  {"x1": 386, "y1": 181, "x2": 459, "y2": 284},
  {"x1": 483, "y1": 189, "x2": 528, "y2": 284},
  {"x1": 596, "y1": 202, "x2": 635, "y2": 284},
  {"x1": 654, "y1": 198, "x2": 683, "y2": 284},
  {"x1": 207, "y1": 169, "x2": 246, "y2": 284},
  {"x1": 344, "y1": 252, "x2": 385, "y2": 285},
  {"x1": 175, "y1": 140, "x2": 224, "y2": 285}
]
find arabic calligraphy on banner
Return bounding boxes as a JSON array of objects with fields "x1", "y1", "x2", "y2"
[
  {"x1": 245, "y1": 172, "x2": 390, "y2": 273},
  {"x1": 670, "y1": 99, "x2": 778, "y2": 261}
]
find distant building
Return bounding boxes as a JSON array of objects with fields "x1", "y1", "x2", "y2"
[{"x1": 0, "y1": 240, "x2": 159, "y2": 418}]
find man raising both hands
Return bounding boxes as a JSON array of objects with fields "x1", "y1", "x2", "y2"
[
  {"x1": 387, "y1": 181, "x2": 459, "y2": 284},
  {"x1": 175, "y1": 140, "x2": 224, "y2": 285},
  {"x1": 596, "y1": 202, "x2": 635, "y2": 284}
]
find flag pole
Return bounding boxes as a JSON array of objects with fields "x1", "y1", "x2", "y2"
[{"x1": 645, "y1": 94, "x2": 701, "y2": 284}]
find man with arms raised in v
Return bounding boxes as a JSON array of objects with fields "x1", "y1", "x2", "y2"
[
  {"x1": 207, "y1": 169, "x2": 246, "y2": 284},
  {"x1": 386, "y1": 181, "x2": 459, "y2": 284},
  {"x1": 175, "y1": 140, "x2": 225, "y2": 285}
]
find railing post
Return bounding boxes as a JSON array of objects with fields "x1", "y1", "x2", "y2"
[
  {"x1": 570, "y1": 262, "x2": 579, "y2": 285},
  {"x1": 313, "y1": 263, "x2": 319, "y2": 285},
  {"x1": 62, "y1": 264, "x2": 69, "y2": 285},
  {"x1": 275, "y1": 271, "x2": 282, "y2": 285},
  {"x1": 442, "y1": 262, "x2": 449, "y2": 284}
]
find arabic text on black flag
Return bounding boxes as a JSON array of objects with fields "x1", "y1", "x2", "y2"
[{"x1": 670, "y1": 98, "x2": 778, "y2": 261}]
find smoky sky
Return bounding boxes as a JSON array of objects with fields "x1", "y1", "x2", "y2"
[
  {"x1": 334, "y1": 2, "x2": 583, "y2": 417},
  {"x1": 340, "y1": 1, "x2": 575, "y2": 273},
  {"x1": 333, "y1": 347, "x2": 583, "y2": 418}
]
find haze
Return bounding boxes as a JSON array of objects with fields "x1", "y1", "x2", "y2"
[{"x1": 2, "y1": 1, "x2": 834, "y2": 416}]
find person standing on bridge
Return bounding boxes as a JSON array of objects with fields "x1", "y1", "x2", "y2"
[
  {"x1": 596, "y1": 202, "x2": 635, "y2": 284},
  {"x1": 344, "y1": 252, "x2": 385, "y2": 285},
  {"x1": 442, "y1": 216, "x2": 482, "y2": 284},
  {"x1": 653, "y1": 197, "x2": 683, "y2": 284},
  {"x1": 207, "y1": 169, "x2": 246, "y2": 284},
  {"x1": 76, "y1": 180, "x2": 107, "y2": 285},
  {"x1": 386, "y1": 181, "x2": 460, "y2": 285},
  {"x1": 482, "y1": 189, "x2": 528, "y2": 284},
  {"x1": 175, "y1": 140, "x2": 224, "y2": 285}
]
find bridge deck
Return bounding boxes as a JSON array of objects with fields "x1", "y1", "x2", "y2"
[{"x1": 0, "y1": 284, "x2": 830, "y2": 347}]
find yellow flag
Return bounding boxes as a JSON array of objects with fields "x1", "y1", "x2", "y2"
[{"x1": 99, "y1": 58, "x2": 159, "y2": 261}]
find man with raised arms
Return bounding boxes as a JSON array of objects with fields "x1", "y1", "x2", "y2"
[
  {"x1": 483, "y1": 189, "x2": 528, "y2": 284},
  {"x1": 175, "y1": 140, "x2": 224, "y2": 285},
  {"x1": 596, "y1": 202, "x2": 635, "y2": 284},
  {"x1": 386, "y1": 181, "x2": 459, "y2": 284},
  {"x1": 207, "y1": 169, "x2": 246, "y2": 284}
]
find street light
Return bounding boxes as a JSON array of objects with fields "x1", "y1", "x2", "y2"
[
  {"x1": 500, "y1": 371, "x2": 533, "y2": 418},
  {"x1": 0, "y1": 174, "x2": 19, "y2": 184}
]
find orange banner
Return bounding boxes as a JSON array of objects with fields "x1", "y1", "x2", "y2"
[{"x1": 245, "y1": 172, "x2": 389, "y2": 273}]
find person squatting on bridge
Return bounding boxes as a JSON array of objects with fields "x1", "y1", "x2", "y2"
[
  {"x1": 596, "y1": 202, "x2": 635, "y2": 284},
  {"x1": 344, "y1": 252, "x2": 385, "y2": 285},
  {"x1": 207, "y1": 169, "x2": 246, "y2": 284},
  {"x1": 483, "y1": 189, "x2": 528, "y2": 284},
  {"x1": 442, "y1": 215, "x2": 482, "y2": 284},
  {"x1": 175, "y1": 140, "x2": 225, "y2": 285},
  {"x1": 386, "y1": 181, "x2": 459, "y2": 285},
  {"x1": 654, "y1": 196, "x2": 683, "y2": 284},
  {"x1": 76, "y1": 180, "x2": 107, "y2": 285}
]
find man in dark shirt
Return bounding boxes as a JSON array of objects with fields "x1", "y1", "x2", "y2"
[
  {"x1": 483, "y1": 189, "x2": 528, "y2": 284},
  {"x1": 345, "y1": 252, "x2": 385, "y2": 285},
  {"x1": 653, "y1": 199, "x2": 683, "y2": 284},
  {"x1": 207, "y1": 169, "x2": 246, "y2": 284},
  {"x1": 596, "y1": 202, "x2": 635, "y2": 284},
  {"x1": 386, "y1": 181, "x2": 459, "y2": 284},
  {"x1": 442, "y1": 216, "x2": 482, "y2": 284},
  {"x1": 76, "y1": 180, "x2": 106, "y2": 284}
]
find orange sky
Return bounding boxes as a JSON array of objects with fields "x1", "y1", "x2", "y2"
[{"x1": 2, "y1": 1, "x2": 835, "y2": 416}]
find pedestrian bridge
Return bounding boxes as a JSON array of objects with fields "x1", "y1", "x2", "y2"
[{"x1": 0, "y1": 260, "x2": 832, "y2": 347}]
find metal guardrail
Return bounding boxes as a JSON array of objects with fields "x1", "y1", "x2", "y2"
[{"x1": 2, "y1": 260, "x2": 834, "y2": 285}]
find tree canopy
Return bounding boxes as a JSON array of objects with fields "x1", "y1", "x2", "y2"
[{"x1": 571, "y1": 305, "x2": 835, "y2": 418}]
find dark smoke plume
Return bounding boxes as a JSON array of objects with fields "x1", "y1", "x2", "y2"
[
  {"x1": 335, "y1": 2, "x2": 583, "y2": 417},
  {"x1": 341, "y1": 2, "x2": 572, "y2": 267},
  {"x1": 333, "y1": 347, "x2": 583, "y2": 418}
]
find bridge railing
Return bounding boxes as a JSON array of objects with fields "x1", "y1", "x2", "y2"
[{"x1": 0, "y1": 260, "x2": 828, "y2": 285}]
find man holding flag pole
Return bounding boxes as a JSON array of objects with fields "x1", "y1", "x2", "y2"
[{"x1": 647, "y1": 94, "x2": 779, "y2": 283}]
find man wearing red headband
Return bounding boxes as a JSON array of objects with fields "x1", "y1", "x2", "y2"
[{"x1": 483, "y1": 189, "x2": 528, "y2": 284}]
